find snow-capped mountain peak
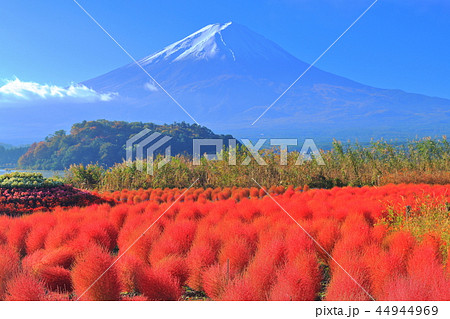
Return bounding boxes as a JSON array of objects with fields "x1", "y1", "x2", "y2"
[
  {"x1": 141, "y1": 22, "x2": 236, "y2": 64},
  {"x1": 137, "y1": 21, "x2": 298, "y2": 66}
]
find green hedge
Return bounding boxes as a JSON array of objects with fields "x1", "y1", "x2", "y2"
[{"x1": 0, "y1": 172, "x2": 63, "y2": 189}]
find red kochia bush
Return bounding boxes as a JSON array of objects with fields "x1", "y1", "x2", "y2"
[
  {"x1": 21, "y1": 249, "x2": 47, "y2": 273},
  {"x1": 108, "y1": 205, "x2": 129, "y2": 230},
  {"x1": 77, "y1": 220, "x2": 118, "y2": 251},
  {"x1": 154, "y1": 255, "x2": 189, "y2": 286},
  {"x1": 325, "y1": 258, "x2": 373, "y2": 301},
  {"x1": 148, "y1": 219, "x2": 197, "y2": 265},
  {"x1": 117, "y1": 215, "x2": 161, "y2": 262},
  {"x1": 186, "y1": 242, "x2": 218, "y2": 291},
  {"x1": 218, "y1": 276, "x2": 258, "y2": 301},
  {"x1": 41, "y1": 247, "x2": 77, "y2": 269},
  {"x1": 22, "y1": 247, "x2": 77, "y2": 273},
  {"x1": 7, "y1": 220, "x2": 31, "y2": 256},
  {"x1": 25, "y1": 223, "x2": 54, "y2": 254},
  {"x1": 218, "y1": 237, "x2": 254, "y2": 275},
  {"x1": 45, "y1": 221, "x2": 80, "y2": 250},
  {"x1": 38, "y1": 265, "x2": 73, "y2": 292},
  {"x1": 245, "y1": 239, "x2": 286, "y2": 300},
  {"x1": 135, "y1": 267, "x2": 181, "y2": 301},
  {"x1": 6, "y1": 273, "x2": 47, "y2": 301},
  {"x1": 1, "y1": 184, "x2": 449, "y2": 301},
  {"x1": 202, "y1": 263, "x2": 229, "y2": 299},
  {"x1": 21, "y1": 250, "x2": 73, "y2": 293},
  {"x1": 382, "y1": 237, "x2": 450, "y2": 300},
  {"x1": 269, "y1": 252, "x2": 321, "y2": 301},
  {"x1": 284, "y1": 225, "x2": 315, "y2": 260},
  {"x1": 71, "y1": 246, "x2": 121, "y2": 301},
  {"x1": 116, "y1": 254, "x2": 146, "y2": 293},
  {"x1": 310, "y1": 218, "x2": 340, "y2": 260},
  {"x1": 363, "y1": 244, "x2": 403, "y2": 299},
  {"x1": 0, "y1": 246, "x2": 20, "y2": 300},
  {"x1": 384, "y1": 231, "x2": 416, "y2": 264},
  {"x1": 325, "y1": 221, "x2": 374, "y2": 301}
]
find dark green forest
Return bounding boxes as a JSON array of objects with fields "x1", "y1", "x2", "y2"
[
  {"x1": 0, "y1": 145, "x2": 28, "y2": 167},
  {"x1": 17, "y1": 120, "x2": 234, "y2": 170}
]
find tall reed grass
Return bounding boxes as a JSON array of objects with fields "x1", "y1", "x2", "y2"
[{"x1": 66, "y1": 138, "x2": 450, "y2": 191}]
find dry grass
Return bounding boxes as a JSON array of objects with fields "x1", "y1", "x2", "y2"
[
  {"x1": 66, "y1": 137, "x2": 450, "y2": 191},
  {"x1": 379, "y1": 195, "x2": 450, "y2": 262},
  {"x1": 379, "y1": 171, "x2": 450, "y2": 185}
]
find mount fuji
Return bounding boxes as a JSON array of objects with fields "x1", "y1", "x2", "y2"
[{"x1": 1, "y1": 22, "x2": 449, "y2": 144}]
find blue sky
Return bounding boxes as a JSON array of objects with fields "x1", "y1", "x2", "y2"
[{"x1": 1, "y1": 0, "x2": 449, "y2": 99}]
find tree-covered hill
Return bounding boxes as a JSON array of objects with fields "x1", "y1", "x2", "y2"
[
  {"x1": 18, "y1": 120, "x2": 235, "y2": 170},
  {"x1": 0, "y1": 145, "x2": 29, "y2": 167}
]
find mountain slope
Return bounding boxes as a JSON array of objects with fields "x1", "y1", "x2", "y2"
[
  {"x1": 1, "y1": 22, "x2": 448, "y2": 144},
  {"x1": 81, "y1": 22, "x2": 449, "y2": 140}
]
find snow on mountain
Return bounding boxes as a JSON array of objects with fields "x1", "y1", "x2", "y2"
[
  {"x1": 141, "y1": 22, "x2": 236, "y2": 63},
  {"x1": 138, "y1": 22, "x2": 299, "y2": 65},
  {"x1": 81, "y1": 22, "x2": 326, "y2": 100}
]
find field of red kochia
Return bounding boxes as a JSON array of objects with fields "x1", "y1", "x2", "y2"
[{"x1": 0, "y1": 184, "x2": 449, "y2": 301}]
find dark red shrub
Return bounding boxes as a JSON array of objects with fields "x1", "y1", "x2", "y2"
[{"x1": 38, "y1": 265, "x2": 73, "y2": 292}]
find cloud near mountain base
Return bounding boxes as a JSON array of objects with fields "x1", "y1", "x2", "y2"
[{"x1": 0, "y1": 78, "x2": 117, "y2": 103}]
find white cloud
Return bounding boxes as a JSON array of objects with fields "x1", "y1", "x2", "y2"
[
  {"x1": 144, "y1": 81, "x2": 159, "y2": 92},
  {"x1": 0, "y1": 78, "x2": 118, "y2": 103}
]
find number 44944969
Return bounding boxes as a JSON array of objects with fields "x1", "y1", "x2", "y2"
[{"x1": 376, "y1": 306, "x2": 438, "y2": 316}]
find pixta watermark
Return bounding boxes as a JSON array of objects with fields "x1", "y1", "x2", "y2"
[{"x1": 127, "y1": 129, "x2": 325, "y2": 175}]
